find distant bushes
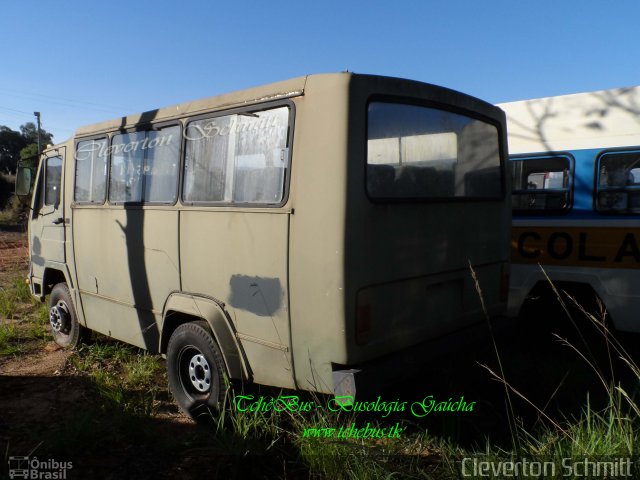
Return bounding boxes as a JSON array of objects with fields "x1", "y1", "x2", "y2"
[
  {"x1": 0, "y1": 173, "x2": 13, "y2": 210},
  {"x1": 0, "y1": 173, "x2": 28, "y2": 226}
]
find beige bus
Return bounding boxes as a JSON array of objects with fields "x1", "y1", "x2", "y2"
[{"x1": 16, "y1": 73, "x2": 510, "y2": 420}]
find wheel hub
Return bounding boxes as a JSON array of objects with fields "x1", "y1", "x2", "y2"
[
  {"x1": 188, "y1": 354, "x2": 211, "y2": 392},
  {"x1": 49, "y1": 301, "x2": 70, "y2": 334}
]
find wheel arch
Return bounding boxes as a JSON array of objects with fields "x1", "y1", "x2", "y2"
[
  {"x1": 43, "y1": 266, "x2": 89, "y2": 330},
  {"x1": 529, "y1": 280, "x2": 603, "y2": 308},
  {"x1": 42, "y1": 264, "x2": 72, "y2": 297},
  {"x1": 524, "y1": 279, "x2": 612, "y2": 326},
  {"x1": 161, "y1": 293, "x2": 251, "y2": 382}
]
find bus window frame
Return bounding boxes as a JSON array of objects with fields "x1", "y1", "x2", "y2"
[
  {"x1": 364, "y1": 95, "x2": 506, "y2": 204},
  {"x1": 594, "y1": 147, "x2": 640, "y2": 215},
  {"x1": 180, "y1": 100, "x2": 295, "y2": 209},
  {"x1": 72, "y1": 135, "x2": 109, "y2": 206},
  {"x1": 510, "y1": 153, "x2": 574, "y2": 215},
  {"x1": 107, "y1": 121, "x2": 183, "y2": 207},
  {"x1": 44, "y1": 154, "x2": 63, "y2": 208}
]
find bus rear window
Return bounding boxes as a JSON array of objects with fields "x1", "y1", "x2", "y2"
[
  {"x1": 511, "y1": 155, "x2": 572, "y2": 213},
  {"x1": 366, "y1": 102, "x2": 502, "y2": 200}
]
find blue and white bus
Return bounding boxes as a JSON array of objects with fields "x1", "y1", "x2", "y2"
[{"x1": 499, "y1": 86, "x2": 640, "y2": 333}]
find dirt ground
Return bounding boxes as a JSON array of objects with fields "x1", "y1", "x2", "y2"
[
  {"x1": 0, "y1": 341, "x2": 69, "y2": 375},
  {"x1": 0, "y1": 228, "x2": 28, "y2": 276}
]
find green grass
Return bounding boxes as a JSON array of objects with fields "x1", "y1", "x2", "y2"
[
  {"x1": 0, "y1": 322, "x2": 22, "y2": 355},
  {"x1": 0, "y1": 286, "x2": 19, "y2": 320},
  {"x1": 0, "y1": 277, "x2": 37, "y2": 319},
  {"x1": 0, "y1": 275, "x2": 49, "y2": 356},
  {"x1": 67, "y1": 341, "x2": 420, "y2": 474},
  {"x1": 69, "y1": 341, "x2": 165, "y2": 416},
  {"x1": 454, "y1": 286, "x2": 640, "y2": 479},
  {"x1": 25, "y1": 303, "x2": 49, "y2": 340}
]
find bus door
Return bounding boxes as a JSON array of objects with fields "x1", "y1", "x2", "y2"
[{"x1": 31, "y1": 148, "x2": 66, "y2": 284}]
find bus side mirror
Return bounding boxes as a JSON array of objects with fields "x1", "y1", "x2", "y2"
[{"x1": 15, "y1": 167, "x2": 33, "y2": 197}]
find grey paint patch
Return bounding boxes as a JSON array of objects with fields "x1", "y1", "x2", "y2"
[{"x1": 228, "y1": 275, "x2": 282, "y2": 317}]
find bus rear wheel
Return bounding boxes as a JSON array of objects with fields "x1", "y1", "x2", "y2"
[
  {"x1": 49, "y1": 283, "x2": 88, "y2": 348},
  {"x1": 167, "y1": 321, "x2": 227, "y2": 422}
]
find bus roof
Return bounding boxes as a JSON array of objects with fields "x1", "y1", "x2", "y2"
[
  {"x1": 498, "y1": 86, "x2": 640, "y2": 154},
  {"x1": 72, "y1": 72, "x2": 500, "y2": 140},
  {"x1": 74, "y1": 74, "x2": 310, "y2": 138}
]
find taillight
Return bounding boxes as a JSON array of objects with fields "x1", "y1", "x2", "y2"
[
  {"x1": 356, "y1": 304, "x2": 371, "y2": 344},
  {"x1": 500, "y1": 263, "x2": 510, "y2": 303}
]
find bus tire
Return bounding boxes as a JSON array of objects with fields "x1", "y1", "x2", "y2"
[
  {"x1": 49, "y1": 283, "x2": 88, "y2": 348},
  {"x1": 167, "y1": 321, "x2": 227, "y2": 423}
]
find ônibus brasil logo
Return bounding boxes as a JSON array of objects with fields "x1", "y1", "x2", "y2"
[{"x1": 8, "y1": 456, "x2": 72, "y2": 479}]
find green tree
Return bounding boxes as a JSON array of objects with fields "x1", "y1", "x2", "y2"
[
  {"x1": 0, "y1": 126, "x2": 28, "y2": 174},
  {"x1": 19, "y1": 143, "x2": 40, "y2": 169},
  {"x1": 0, "y1": 123, "x2": 54, "y2": 174},
  {"x1": 20, "y1": 122, "x2": 53, "y2": 148}
]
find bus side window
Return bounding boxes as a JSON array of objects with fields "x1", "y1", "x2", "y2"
[
  {"x1": 110, "y1": 132, "x2": 144, "y2": 203},
  {"x1": 183, "y1": 106, "x2": 290, "y2": 205},
  {"x1": 511, "y1": 155, "x2": 572, "y2": 213},
  {"x1": 108, "y1": 126, "x2": 180, "y2": 205},
  {"x1": 75, "y1": 138, "x2": 108, "y2": 204},
  {"x1": 597, "y1": 151, "x2": 640, "y2": 213},
  {"x1": 144, "y1": 127, "x2": 180, "y2": 203},
  {"x1": 44, "y1": 156, "x2": 62, "y2": 207}
]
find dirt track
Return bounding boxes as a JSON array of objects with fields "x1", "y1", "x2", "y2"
[
  {"x1": 0, "y1": 342, "x2": 69, "y2": 376},
  {"x1": 0, "y1": 228, "x2": 28, "y2": 273}
]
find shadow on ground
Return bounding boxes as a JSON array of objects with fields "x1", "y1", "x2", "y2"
[
  {"x1": 0, "y1": 374, "x2": 307, "y2": 480},
  {"x1": 374, "y1": 310, "x2": 640, "y2": 449}
]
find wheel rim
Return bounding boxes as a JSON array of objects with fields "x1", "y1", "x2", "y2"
[
  {"x1": 188, "y1": 353, "x2": 211, "y2": 393},
  {"x1": 50, "y1": 301, "x2": 70, "y2": 334},
  {"x1": 178, "y1": 346, "x2": 212, "y2": 395}
]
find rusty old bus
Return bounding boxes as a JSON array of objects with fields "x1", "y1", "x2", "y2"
[{"x1": 16, "y1": 73, "x2": 510, "y2": 419}]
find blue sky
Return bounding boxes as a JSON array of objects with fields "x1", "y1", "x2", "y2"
[{"x1": 1, "y1": 1, "x2": 639, "y2": 142}]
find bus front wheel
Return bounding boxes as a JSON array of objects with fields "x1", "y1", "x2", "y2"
[
  {"x1": 49, "y1": 283, "x2": 88, "y2": 348},
  {"x1": 167, "y1": 321, "x2": 227, "y2": 422}
]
